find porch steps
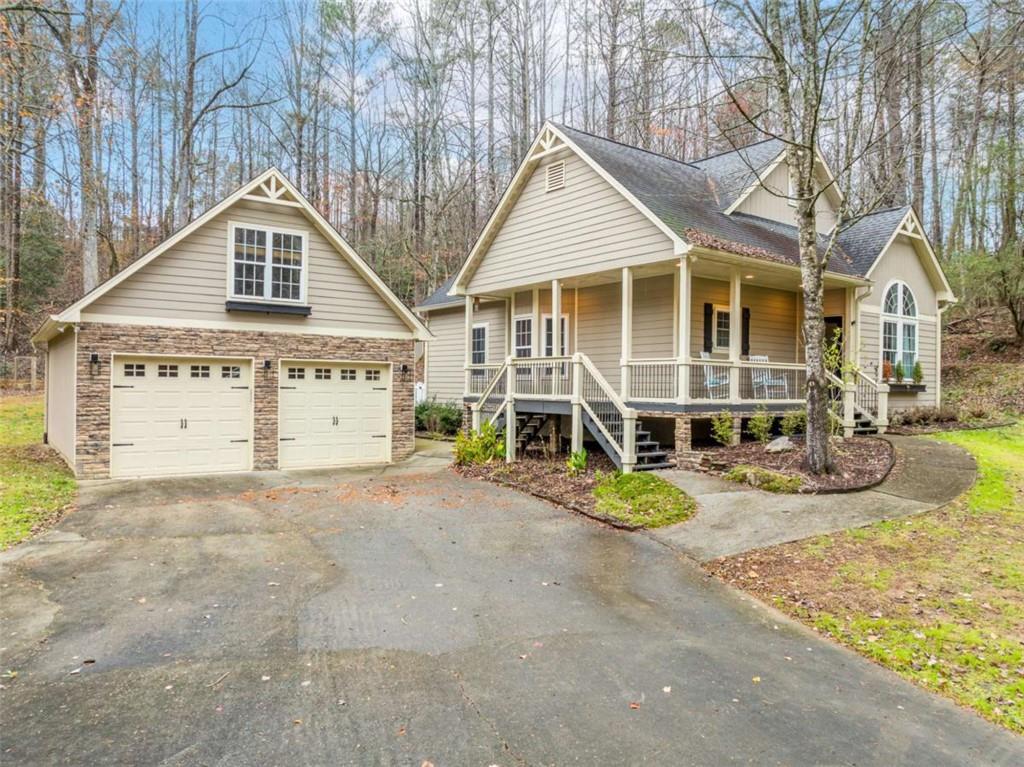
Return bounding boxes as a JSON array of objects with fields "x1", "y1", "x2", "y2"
[{"x1": 632, "y1": 424, "x2": 675, "y2": 472}]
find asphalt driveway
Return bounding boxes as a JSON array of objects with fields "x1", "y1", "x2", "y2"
[{"x1": 1, "y1": 459, "x2": 1020, "y2": 766}]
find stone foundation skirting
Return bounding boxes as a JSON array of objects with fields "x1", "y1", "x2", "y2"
[{"x1": 73, "y1": 322, "x2": 415, "y2": 479}]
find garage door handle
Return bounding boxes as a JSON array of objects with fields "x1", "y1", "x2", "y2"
[
  {"x1": 372, "y1": 387, "x2": 388, "y2": 391},
  {"x1": 279, "y1": 386, "x2": 297, "y2": 390},
  {"x1": 230, "y1": 439, "x2": 249, "y2": 443},
  {"x1": 371, "y1": 434, "x2": 387, "y2": 439},
  {"x1": 280, "y1": 437, "x2": 296, "y2": 441},
  {"x1": 112, "y1": 442, "x2": 134, "y2": 447},
  {"x1": 113, "y1": 385, "x2": 134, "y2": 389},
  {"x1": 231, "y1": 385, "x2": 249, "y2": 390}
]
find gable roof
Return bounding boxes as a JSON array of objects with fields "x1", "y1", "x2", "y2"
[
  {"x1": 33, "y1": 168, "x2": 431, "y2": 344},
  {"x1": 836, "y1": 206, "x2": 911, "y2": 275},
  {"x1": 549, "y1": 125, "x2": 858, "y2": 277},
  {"x1": 689, "y1": 138, "x2": 786, "y2": 212},
  {"x1": 415, "y1": 274, "x2": 461, "y2": 312}
]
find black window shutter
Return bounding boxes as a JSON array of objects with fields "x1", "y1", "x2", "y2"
[
  {"x1": 703, "y1": 303, "x2": 713, "y2": 353},
  {"x1": 742, "y1": 307, "x2": 751, "y2": 356}
]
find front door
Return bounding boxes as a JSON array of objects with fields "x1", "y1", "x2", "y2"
[{"x1": 824, "y1": 316, "x2": 844, "y2": 372}]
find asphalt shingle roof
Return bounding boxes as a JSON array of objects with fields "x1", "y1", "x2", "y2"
[
  {"x1": 552, "y1": 125, "x2": 858, "y2": 276},
  {"x1": 416, "y1": 273, "x2": 460, "y2": 311},
  {"x1": 836, "y1": 206, "x2": 910, "y2": 276}
]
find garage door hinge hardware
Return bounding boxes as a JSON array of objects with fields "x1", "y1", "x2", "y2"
[
  {"x1": 230, "y1": 439, "x2": 249, "y2": 443},
  {"x1": 280, "y1": 437, "x2": 296, "y2": 441},
  {"x1": 113, "y1": 384, "x2": 134, "y2": 389},
  {"x1": 371, "y1": 434, "x2": 387, "y2": 439},
  {"x1": 112, "y1": 442, "x2": 134, "y2": 447}
]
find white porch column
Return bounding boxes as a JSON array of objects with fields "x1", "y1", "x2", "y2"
[
  {"x1": 505, "y1": 296, "x2": 513, "y2": 357},
  {"x1": 571, "y1": 354, "x2": 583, "y2": 453},
  {"x1": 844, "y1": 287, "x2": 857, "y2": 368},
  {"x1": 532, "y1": 287, "x2": 541, "y2": 357},
  {"x1": 729, "y1": 267, "x2": 742, "y2": 401},
  {"x1": 550, "y1": 279, "x2": 561, "y2": 357},
  {"x1": 676, "y1": 256, "x2": 691, "y2": 403},
  {"x1": 505, "y1": 363, "x2": 516, "y2": 462},
  {"x1": 464, "y1": 294, "x2": 473, "y2": 396},
  {"x1": 620, "y1": 267, "x2": 633, "y2": 400}
]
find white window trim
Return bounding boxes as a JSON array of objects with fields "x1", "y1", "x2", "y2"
[
  {"x1": 880, "y1": 280, "x2": 919, "y2": 373},
  {"x1": 712, "y1": 304, "x2": 731, "y2": 353},
  {"x1": 513, "y1": 315, "x2": 533, "y2": 358},
  {"x1": 226, "y1": 220, "x2": 310, "y2": 305},
  {"x1": 541, "y1": 313, "x2": 569, "y2": 357},
  {"x1": 471, "y1": 322, "x2": 489, "y2": 365}
]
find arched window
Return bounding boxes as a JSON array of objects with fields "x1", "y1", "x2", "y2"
[{"x1": 881, "y1": 281, "x2": 917, "y2": 374}]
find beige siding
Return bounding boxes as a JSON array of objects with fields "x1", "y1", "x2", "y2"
[
  {"x1": 632, "y1": 276, "x2": 674, "y2": 359},
  {"x1": 467, "y1": 151, "x2": 675, "y2": 294},
  {"x1": 736, "y1": 161, "x2": 837, "y2": 234},
  {"x1": 858, "y1": 311, "x2": 938, "y2": 410},
  {"x1": 85, "y1": 199, "x2": 410, "y2": 335},
  {"x1": 424, "y1": 301, "x2": 507, "y2": 402},
  {"x1": 45, "y1": 329, "x2": 76, "y2": 466},
  {"x1": 864, "y1": 237, "x2": 938, "y2": 314},
  {"x1": 689, "y1": 278, "x2": 798, "y2": 361},
  {"x1": 576, "y1": 283, "x2": 621, "y2": 383}
]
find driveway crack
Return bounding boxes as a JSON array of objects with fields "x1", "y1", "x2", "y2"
[{"x1": 450, "y1": 668, "x2": 530, "y2": 767}]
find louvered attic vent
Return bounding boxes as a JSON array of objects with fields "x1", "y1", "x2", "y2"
[{"x1": 545, "y1": 160, "x2": 565, "y2": 192}]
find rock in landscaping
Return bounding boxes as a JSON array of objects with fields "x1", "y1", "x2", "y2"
[{"x1": 765, "y1": 436, "x2": 794, "y2": 454}]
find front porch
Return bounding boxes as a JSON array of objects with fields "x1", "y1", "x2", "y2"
[{"x1": 459, "y1": 255, "x2": 890, "y2": 471}]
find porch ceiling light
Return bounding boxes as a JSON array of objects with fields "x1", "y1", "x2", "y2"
[{"x1": 744, "y1": 274, "x2": 754, "y2": 279}]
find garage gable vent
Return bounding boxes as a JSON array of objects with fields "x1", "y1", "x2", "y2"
[{"x1": 545, "y1": 160, "x2": 565, "y2": 192}]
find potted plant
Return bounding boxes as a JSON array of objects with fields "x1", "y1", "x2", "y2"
[
  {"x1": 882, "y1": 359, "x2": 893, "y2": 382},
  {"x1": 894, "y1": 360, "x2": 905, "y2": 383},
  {"x1": 912, "y1": 360, "x2": 924, "y2": 385}
]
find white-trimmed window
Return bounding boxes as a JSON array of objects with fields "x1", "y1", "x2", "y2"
[
  {"x1": 230, "y1": 223, "x2": 307, "y2": 303},
  {"x1": 124, "y1": 363, "x2": 145, "y2": 377},
  {"x1": 882, "y1": 281, "x2": 917, "y2": 372},
  {"x1": 314, "y1": 368, "x2": 331, "y2": 380},
  {"x1": 365, "y1": 369, "x2": 381, "y2": 381},
  {"x1": 713, "y1": 305, "x2": 731, "y2": 352},
  {"x1": 339, "y1": 368, "x2": 356, "y2": 381},
  {"x1": 514, "y1": 316, "x2": 533, "y2": 358},
  {"x1": 471, "y1": 323, "x2": 489, "y2": 365},
  {"x1": 287, "y1": 367, "x2": 305, "y2": 380},
  {"x1": 158, "y1": 364, "x2": 178, "y2": 378},
  {"x1": 190, "y1": 365, "x2": 210, "y2": 379},
  {"x1": 543, "y1": 314, "x2": 569, "y2": 357}
]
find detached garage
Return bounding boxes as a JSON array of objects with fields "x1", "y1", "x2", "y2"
[{"x1": 32, "y1": 169, "x2": 431, "y2": 480}]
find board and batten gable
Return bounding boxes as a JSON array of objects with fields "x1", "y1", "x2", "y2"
[
  {"x1": 466, "y1": 150, "x2": 675, "y2": 294},
  {"x1": 84, "y1": 198, "x2": 411, "y2": 336}
]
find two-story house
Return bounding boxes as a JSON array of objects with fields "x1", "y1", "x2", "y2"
[
  {"x1": 32, "y1": 169, "x2": 431, "y2": 479},
  {"x1": 417, "y1": 123, "x2": 955, "y2": 472}
]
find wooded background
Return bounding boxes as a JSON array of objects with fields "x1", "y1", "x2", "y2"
[{"x1": 1, "y1": 0, "x2": 1021, "y2": 353}]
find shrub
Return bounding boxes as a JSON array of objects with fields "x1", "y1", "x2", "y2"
[
  {"x1": 566, "y1": 448, "x2": 588, "y2": 477},
  {"x1": 889, "y1": 405, "x2": 959, "y2": 427},
  {"x1": 724, "y1": 465, "x2": 802, "y2": 493},
  {"x1": 711, "y1": 410, "x2": 734, "y2": 446},
  {"x1": 780, "y1": 409, "x2": 807, "y2": 436},
  {"x1": 415, "y1": 400, "x2": 462, "y2": 435},
  {"x1": 592, "y1": 471, "x2": 696, "y2": 528},
  {"x1": 453, "y1": 422, "x2": 505, "y2": 465},
  {"x1": 746, "y1": 406, "x2": 774, "y2": 444},
  {"x1": 912, "y1": 360, "x2": 924, "y2": 385},
  {"x1": 894, "y1": 360, "x2": 905, "y2": 382}
]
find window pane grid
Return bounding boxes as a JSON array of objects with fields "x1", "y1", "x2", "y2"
[
  {"x1": 514, "y1": 318, "x2": 532, "y2": 358},
  {"x1": 232, "y1": 227, "x2": 303, "y2": 302},
  {"x1": 471, "y1": 326, "x2": 487, "y2": 365}
]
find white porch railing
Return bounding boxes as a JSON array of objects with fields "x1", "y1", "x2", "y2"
[
  {"x1": 826, "y1": 368, "x2": 889, "y2": 436},
  {"x1": 508, "y1": 356, "x2": 574, "y2": 397},
  {"x1": 626, "y1": 358, "x2": 807, "y2": 404},
  {"x1": 466, "y1": 363, "x2": 503, "y2": 395}
]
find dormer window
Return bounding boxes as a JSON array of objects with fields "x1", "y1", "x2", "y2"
[{"x1": 229, "y1": 222, "x2": 308, "y2": 304}]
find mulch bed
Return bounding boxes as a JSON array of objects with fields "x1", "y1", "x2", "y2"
[
  {"x1": 453, "y1": 453, "x2": 640, "y2": 528},
  {"x1": 697, "y1": 435, "x2": 895, "y2": 493}
]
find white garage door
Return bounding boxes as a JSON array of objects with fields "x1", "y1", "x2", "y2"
[
  {"x1": 278, "y1": 362, "x2": 391, "y2": 470},
  {"x1": 110, "y1": 356, "x2": 252, "y2": 478}
]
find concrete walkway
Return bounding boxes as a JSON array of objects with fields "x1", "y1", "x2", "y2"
[{"x1": 653, "y1": 435, "x2": 977, "y2": 561}]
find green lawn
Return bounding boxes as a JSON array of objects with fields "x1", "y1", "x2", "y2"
[
  {"x1": 593, "y1": 471, "x2": 696, "y2": 528},
  {"x1": 0, "y1": 395, "x2": 76, "y2": 549},
  {"x1": 709, "y1": 424, "x2": 1024, "y2": 733}
]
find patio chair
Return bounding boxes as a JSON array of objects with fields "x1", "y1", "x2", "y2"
[
  {"x1": 699, "y1": 351, "x2": 730, "y2": 399},
  {"x1": 749, "y1": 354, "x2": 789, "y2": 399}
]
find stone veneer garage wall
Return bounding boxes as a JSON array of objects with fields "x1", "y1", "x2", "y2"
[{"x1": 74, "y1": 322, "x2": 415, "y2": 479}]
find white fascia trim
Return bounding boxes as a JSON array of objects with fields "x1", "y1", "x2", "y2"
[
  {"x1": 450, "y1": 122, "x2": 688, "y2": 295},
  {"x1": 79, "y1": 313, "x2": 422, "y2": 341},
  {"x1": 52, "y1": 167, "x2": 431, "y2": 340},
  {"x1": 864, "y1": 208, "x2": 954, "y2": 298}
]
